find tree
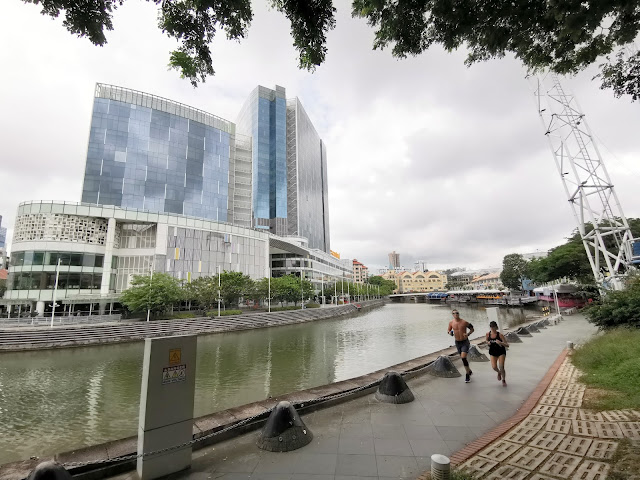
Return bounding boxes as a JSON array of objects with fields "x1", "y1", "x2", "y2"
[
  {"x1": 584, "y1": 276, "x2": 640, "y2": 329},
  {"x1": 368, "y1": 276, "x2": 396, "y2": 296},
  {"x1": 219, "y1": 271, "x2": 253, "y2": 308},
  {"x1": 500, "y1": 254, "x2": 529, "y2": 290},
  {"x1": 184, "y1": 276, "x2": 219, "y2": 312},
  {"x1": 23, "y1": 0, "x2": 640, "y2": 97},
  {"x1": 120, "y1": 272, "x2": 183, "y2": 316}
]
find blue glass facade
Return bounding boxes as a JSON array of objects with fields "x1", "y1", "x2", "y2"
[
  {"x1": 81, "y1": 88, "x2": 231, "y2": 222},
  {"x1": 237, "y1": 86, "x2": 287, "y2": 233}
]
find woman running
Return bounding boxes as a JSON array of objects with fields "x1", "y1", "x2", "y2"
[{"x1": 486, "y1": 320, "x2": 509, "y2": 386}]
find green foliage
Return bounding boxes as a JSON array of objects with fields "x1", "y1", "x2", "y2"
[
  {"x1": 0, "y1": 278, "x2": 6, "y2": 298},
  {"x1": 207, "y1": 309, "x2": 243, "y2": 316},
  {"x1": 367, "y1": 275, "x2": 396, "y2": 296},
  {"x1": 352, "y1": 0, "x2": 640, "y2": 101},
  {"x1": 161, "y1": 312, "x2": 197, "y2": 319},
  {"x1": 571, "y1": 328, "x2": 640, "y2": 410},
  {"x1": 584, "y1": 276, "x2": 640, "y2": 329},
  {"x1": 219, "y1": 271, "x2": 253, "y2": 308},
  {"x1": 599, "y1": 50, "x2": 640, "y2": 101},
  {"x1": 526, "y1": 239, "x2": 595, "y2": 284},
  {"x1": 183, "y1": 275, "x2": 219, "y2": 312},
  {"x1": 500, "y1": 253, "x2": 529, "y2": 290},
  {"x1": 269, "y1": 274, "x2": 313, "y2": 306},
  {"x1": 305, "y1": 303, "x2": 320, "y2": 308},
  {"x1": 269, "y1": 305, "x2": 303, "y2": 311},
  {"x1": 120, "y1": 273, "x2": 183, "y2": 315}
]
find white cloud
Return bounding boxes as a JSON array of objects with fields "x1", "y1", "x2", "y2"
[{"x1": 1, "y1": 0, "x2": 639, "y2": 275}]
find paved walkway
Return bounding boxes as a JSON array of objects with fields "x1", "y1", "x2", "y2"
[
  {"x1": 111, "y1": 314, "x2": 598, "y2": 480},
  {"x1": 457, "y1": 349, "x2": 640, "y2": 479}
]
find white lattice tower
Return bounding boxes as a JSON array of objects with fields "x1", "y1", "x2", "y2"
[{"x1": 531, "y1": 73, "x2": 635, "y2": 290}]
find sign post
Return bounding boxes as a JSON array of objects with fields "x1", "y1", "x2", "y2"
[{"x1": 137, "y1": 335, "x2": 197, "y2": 480}]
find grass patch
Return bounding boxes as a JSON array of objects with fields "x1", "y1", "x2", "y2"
[
  {"x1": 269, "y1": 306, "x2": 304, "y2": 311},
  {"x1": 158, "y1": 312, "x2": 197, "y2": 320},
  {"x1": 206, "y1": 309, "x2": 243, "y2": 317},
  {"x1": 571, "y1": 328, "x2": 640, "y2": 411},
  {"x1": 607, "y1": 438, "x2": 640, "y2": 480}
]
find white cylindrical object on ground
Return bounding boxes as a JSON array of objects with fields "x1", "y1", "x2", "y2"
[
  {"x1": 567, "y1": 341, "x2": 574, "y2": 350},
  {"x1": 431, "y1": 454, "x2": 451, "y2": 480}
]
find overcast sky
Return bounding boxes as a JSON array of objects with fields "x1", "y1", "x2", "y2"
[{"x1": 1, "y1": 1, "x2": 639, "y2": 273}]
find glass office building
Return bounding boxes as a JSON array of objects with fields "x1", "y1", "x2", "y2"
[
  {"x1": 237, "y1": 86, "x2": 330, "y2": 252},
  {"x1": 236, "y1": 86, "x2": 288, "y2": 235},
  {"x1": 81, "y1": 84, "x2": 236, "y2": 223}
]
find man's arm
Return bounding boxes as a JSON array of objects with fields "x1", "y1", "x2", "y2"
[
  {"x1": 466, "y1": 322, "x2": 474, "y2": 338},
  {"x1": 447, "y1": 321, "x2": 454, "y2": 336}
]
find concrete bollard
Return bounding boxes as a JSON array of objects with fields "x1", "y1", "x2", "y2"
[
  {"x1": 567, "y1": 341, "x2": 574, "y2": 350},
  {"x1": 257, "y1": 401, "x2": 313, "y2": 452},
  {"x1": 515, "y1": 326, "x2": 532, "y2": 337},
  {"x1": 504, "y1": 331, "x2": 522, "y2": 343},
  {"x1": 431, "y1": 454, "x2": 451, "y2": 480},
  {"x1": 425, "y1": 355, "x2": 461, "y2": 378},
  {"x1": 375, "y1": 371, "x2": 415, "y2": 404},
  {"x1": 27, "y1": 462, "x2": 72, "y2": 480},
  {"x1": 467, "y1": 344, "x2": 489, "y2": 362}
]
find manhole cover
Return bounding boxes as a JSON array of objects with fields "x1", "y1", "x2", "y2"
[
  {"x1": 477, "y1": 440, "x2": 521, "y2": 462},
  {"x1": 554, "y1": 407, "x2": 578, "y2": 420},
  {"x1": 602, "y1": 410, "x2": 631, "y2": 422},
  {"x1": 460, "y1": 456, "x2": 498, "y2": 475},
  {"x1": 530, "y1": 430, "x2": 566, "y2": 450},
  {"x1": 504, "y1": 426, "x2": 540, "y2": 444},
  {"x1": 595, "y1": 422, "x2": 624, "y2": 439},
  {"x1": 618, "y1": 421, "x2": 640, "y2": 438},
  {"x1": 507, "y1": 446, "x2": 551, "y2": 470},
  {"x1": 545, "y1": 417, "x2": 572, "y2": 434},
  {"x1": 539, "y1": 394, "x2": 561, "y2": 406},
  {"x1": 572, "y1": 459, "x2": 610, "y2": 480},
  {"x1": 572, "y1": 420, "x2": 599, "y2": 437},
  {"x1": 485, "y1": 464, "x2": 530, "y2": 480},
  {"x1": 579, "y1": 411, "x2": 604, "y2": 422},
  {"x1": 586, "y1": 439, "x2": 618, "y2": 459},
  {"x1": 521, "y1": 415, "x2": 550, "y2": 430},
  {"x1": 538, "y1": 452, "x2": 582, "y2": 476},
  {"x1": 557, "y1": 435, "x2": 593, "y2": 455},
  {"x1": 532, "y1": 405, "x2": 557, "y2": 417}
]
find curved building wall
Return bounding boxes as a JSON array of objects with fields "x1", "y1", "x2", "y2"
[{"x1": 81, "y1": 84, "x2": 234, "y2": 222}]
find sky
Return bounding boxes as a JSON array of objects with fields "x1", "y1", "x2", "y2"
[{"x1": 1, "y1": 0, "x2": 639, "y2": 274}]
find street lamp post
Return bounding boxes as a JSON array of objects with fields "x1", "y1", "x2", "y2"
[
  {"x1": 300, "y1": 261, "x2": 304, "y2": 310},
  {"x1": 268, "y1": 275, "x2": 271, "y2": 313},
  {"x1": 50, "y1": 258, "x2": 61, "y2": 328},
  {"x1": 146, "y1": 261, "x2": 154, "y2": 322},
  {"x1": 217, "y1": 265, "x2": 221, "y2": 317}
]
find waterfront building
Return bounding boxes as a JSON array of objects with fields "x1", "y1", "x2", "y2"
[
  {"x1": 469, "y1": 271, "x2": 504, "y2": 290},
  {"x1": 388, "y1": 251, "x2": 400, "y2": 270},
  {"x1": 380, "y1": 270, "x2": 447, "y2": 294},
  {"x1": 352, "y1": 259, "x2": 368, "y2": 284},
  {"x1": 236, "y1": 85, "x2": 330, "y2": 252},
  {"x1": 2, "y1": 201, "x2": 349, "y2": 315}
]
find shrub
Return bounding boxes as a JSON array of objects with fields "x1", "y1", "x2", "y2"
[
  {"x1": 584, "y1": 276, "x2": 640, "y2": 329},
  {"x1": 305, "y1": 303, "x2": 320, "y2": 308},
  {"x1": 269, "y1": 306, "x2": 302, "y2": 312},
  {"x1": 159, "y1": 312, "x2": 197, "y2": 320},
  {"x1": 207, "y1": 309, "x2": 243, "y2": 317}
]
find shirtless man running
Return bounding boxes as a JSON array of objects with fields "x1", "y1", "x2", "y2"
[{"x1": 447, "y1": 310, "x2": 475, "y2": 383}]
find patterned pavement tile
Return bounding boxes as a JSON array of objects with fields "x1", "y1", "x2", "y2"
[
  {"x1": 556, "y1": 435, "x2": 593, "y2": 456},
  {"x1": 528, "y1": 475, "x2": 562, "y2": 480},
  {"x1": 601, "y1": 410, "x2": 631, "y2": 422},
  {"x1": 520, "y1": 415, "x2": 549, "y2": 430},
  {"x1": 572, "y1": 420, "x2": 599, "y2": 437},
  {"x1": 503, "y1": 426, "x2": 540, "y2": 445},
  {"x1": 545, "y1": 417, "x2": 572, "y2": 434},
  {"x1": 595, "y1": 422, "x2": 624, "y2": 439},
  {"x1": 529, "y1": 430, "x2": 566, "y2": 451},
  {"x1": 571, "y1": 459, "x2": 610, "y2": 480},
  {"x1": 539, "y1": 394, "x2": 562, "y2": 406},
  {"x1": 560, "y1": 396, "x2": 582, "y2": 408},
  {"x1": 544, "y1": 388, "x2": 565, "y2": 398},
  {"x1": 476, "y1": 440, "x2": 521, "y2": 462},
  {"x1": 554, "y1": 407, "x2": 578, "y2": 420},
  {"x1": 459, "y1": 456, "x2": 498, "y2": 476},
  {"x1": 506, "y1": 446, "x2": 550, "y2": 471},
  {"x1": 484, "y1": 464, "x2": 530, "y2": 480},
  {"x1": 586, "y1": 439, "x2": 618, "y2": 460},
  {"x1": 531, "y1": 405, "x2": 557, "y2": 417},
  {"x1": 538, "y1": 452, "x2": 582, "y2": 477},
  {"x1": 578, "y1": 410, "x2": 604, "y2": 422},
  {"x1": 618, "y1": 421, "x2": 640, "y2": 438}
]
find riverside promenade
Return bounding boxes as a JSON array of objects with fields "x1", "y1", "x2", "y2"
[{"x1": 99, "y1": 313, "x2": 598, "y2": 480}]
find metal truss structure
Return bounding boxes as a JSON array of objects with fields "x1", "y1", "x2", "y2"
[{"x1": 531, "y1": 73, "x2": 636, "y2": 290}]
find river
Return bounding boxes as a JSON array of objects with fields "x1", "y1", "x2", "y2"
[{"x1": 0, "y1": 303, "x2": 529, "y2": 464}]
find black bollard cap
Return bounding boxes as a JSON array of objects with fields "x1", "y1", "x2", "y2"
[
  {"x1": 257, "y1": 401, "x2": 313, "y2": 452},
  {"x1": 504, "y1": 332, "x2": 522, "y2": 343},
  {"x1": 27, "y1": 462, "x2": 72, "y2": 480},
  {"x1": 467, "y1": 344, "x2": 489, "y2": 361},
  {"x1": 426, "y1": 355, "x2": 461, "y2": 378},
  {"x1": 375, "y1": 371, "x2": 414, "y2": 403}
]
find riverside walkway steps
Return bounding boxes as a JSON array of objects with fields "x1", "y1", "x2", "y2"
[
  {"x1": 96, "y1": 314, "x2": 598, "y2": 480},
  {"x1": 0, "y1": 301, "x2": 384, "y2": 352}
]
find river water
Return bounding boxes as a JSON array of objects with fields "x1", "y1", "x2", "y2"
[{"x1": 0, "y1": 303, "x2": 528, "y2": 464}]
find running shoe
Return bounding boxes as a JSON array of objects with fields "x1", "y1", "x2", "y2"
[
  {"x1": 497, "y1": 371, "x2": 502, "y2": 381},
  {"x1": 502, "y1": 380, "x2": 507, "y2": 387},
  {"x1": 465, "y1": 373, "x2": 471, "y2": 383}
]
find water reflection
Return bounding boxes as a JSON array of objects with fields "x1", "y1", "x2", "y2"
[{"x1": 0, "y1": 303, "x2": 528, "y2": 464}]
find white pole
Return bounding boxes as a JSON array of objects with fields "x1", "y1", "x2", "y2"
[
  {"x1": 334, "y1": 281, "x2": 337, "y2": 305},
  {"x1": 321, "y1": 275, "x2": 324, "y2": 306},
  {"x1": 553, "y1": 284, "x2": 561, "y2": 315},
  {"x1": 268, "y1": 275, "x2": 271, "y2": 313},
  {"x1": 51, "y1": 258, "x2": 61, "y2": 328},
  {"x1": 146, "y1": 261, "x2": 154, "y2": 322},
  {"x1": 341, "y1": 276, "x2": 344, "y2": 303},
  {"x1": 300, "y1": 262, "x2": 304, "y2": 309},
  {"x1": 217, "y1": 265, "x2": 221, "y2": 317}
]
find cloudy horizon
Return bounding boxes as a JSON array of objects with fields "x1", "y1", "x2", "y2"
[{"x1": 1, "y1": 0, "x2": 639, "y2": 275}]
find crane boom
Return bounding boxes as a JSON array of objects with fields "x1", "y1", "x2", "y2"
[{"x1": 531, "y1": 73, "x2": 635, "y2": 290}]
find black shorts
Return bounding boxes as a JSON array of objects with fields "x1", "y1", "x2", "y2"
[
  {"x1": 455, "y1": 339, "x2": 471, "y2": 354},
  {"x1": 489, "y1": 344, "x2": 507, "y2": 357}
]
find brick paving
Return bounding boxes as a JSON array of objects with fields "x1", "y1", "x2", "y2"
[{"x1": 457, "y1": 355, "x2": 640, "y2": 479}]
